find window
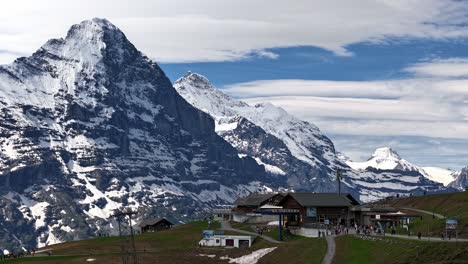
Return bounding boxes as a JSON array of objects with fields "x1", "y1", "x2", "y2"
[
  {"x1": 216, "y1": 239, "x2": 220, "y2": 243},
  {"x1": 306, "y1": 207, "x2": 317, "y2": 217}
]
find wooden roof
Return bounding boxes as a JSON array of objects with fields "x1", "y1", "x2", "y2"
[
  {"x1": 138, "y1": 218, "x2": 173, "y2": 227},
  {"x1": 233, "y1": 193, "x2": 283, "y2": 206},
  {"x1": 281, "y1": 193, "x2": 359, "y2": 207}
]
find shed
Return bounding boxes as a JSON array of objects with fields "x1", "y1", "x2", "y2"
[
  {"x1": 139, "y1": 218, "x2": 173, "y2": 233},
  {"x1": 199, "y1": 233, "x2": 256, "y2": 249}
]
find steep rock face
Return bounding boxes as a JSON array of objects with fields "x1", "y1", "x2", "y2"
[
  {"x1": 449, "y1": 167, "x2": 468, "y2": 190},
  {"x1": 0, "y1": 19, "x2": 267, "y2": 249},
  {"x1": 174, "y1": 72, "x2": 342, "y2": 192}
]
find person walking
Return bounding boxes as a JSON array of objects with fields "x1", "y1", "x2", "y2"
[{"x1": 417, "y1": 232, "x2": 422, "y2": 240}]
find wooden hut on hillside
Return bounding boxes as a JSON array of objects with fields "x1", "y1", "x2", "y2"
[{"x1": 139, "y1": 218, "x2": 173, "y2": 233}]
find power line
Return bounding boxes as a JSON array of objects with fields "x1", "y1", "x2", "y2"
[{"x1": 112, "y1": 209, "x2": 139, "y2": 264}]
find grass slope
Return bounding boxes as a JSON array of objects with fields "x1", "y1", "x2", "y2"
[
  {"x1": 334, "y1": 235, "x2": 468, "y2": 264},
  {"x1": 3, "y1": 221, "x2": 326, "y2": 264},
  {"x1": 381, "y1": 191, "x2": 468, "y2": 237}
]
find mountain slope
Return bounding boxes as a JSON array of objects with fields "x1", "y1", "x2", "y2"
[
  {"x1": 0, "y1": 18, "x2": 269, "y2": 249},
  {"x1": 449, "y1": 167, "x2": 468, "y2": 190},
  {"x1": 421, "y1": 167, "x2": 457, "y2": 186},
  {"x1": 174, "y1": 72, "x2": 342, "y2": 192}
]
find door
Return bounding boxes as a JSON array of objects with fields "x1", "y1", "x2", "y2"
[
  {"x1": 225, "y1": 239, "x2": 234, "y2": 247},
  {"x1": 239, "y1": 240, "x2": 250, "y2": 249}
]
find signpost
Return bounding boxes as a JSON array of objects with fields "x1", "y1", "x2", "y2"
[
  {"x1": 445, "y1": 218, "x2": 458, "y2": 240},
  {"x1": 203, "y1": 230, "x2": 215, "y2": 240}
]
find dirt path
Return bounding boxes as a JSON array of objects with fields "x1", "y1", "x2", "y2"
[
  {"x1": 399, "y1": 207, "x2": 445, "y2": 219},
  {"x1": 220, "y1": 221, "x2": 283, "y2": 244},
  {"x1": 322, "y1": 236, "x2": 335, "y2": 264}
]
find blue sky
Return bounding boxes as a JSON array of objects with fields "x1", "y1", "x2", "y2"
[
  {"x1": 162, "y1": 39, "x2": 468, "y2": 85},
  {"x1": 1, "y1": 0, "x2": 468, "y2": 169},
  {"x1": 162, "y1": 39, "x2": 468, "y2": 169}
]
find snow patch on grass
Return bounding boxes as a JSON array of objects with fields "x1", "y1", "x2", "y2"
[{"x1": 228, "y1": 247, "x2": 277, "y2": 264}]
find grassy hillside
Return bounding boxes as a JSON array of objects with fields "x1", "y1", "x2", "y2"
[
  {"x1": 2, "y1": 221, "x2": 326, "y2": 264},
  {"x1": 380, "y1": 191, "x2": 468, "y2": 238},
  {"x1": 334, "y1": 235, "x2": 468, "y2": 264}
]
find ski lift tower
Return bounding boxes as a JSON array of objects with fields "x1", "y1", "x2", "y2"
[{"x1": 112, "y1": 209, "x2": 139, "y2": 264}]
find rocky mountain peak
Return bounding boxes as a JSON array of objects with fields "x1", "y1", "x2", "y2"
[
  {"x1": 37, "y1": 18, "x2": 139, "y2": 68},
  {"x1": 175, "y1": 71, "x2": 214, "y2": 90},
  {"x1": 65, "y1": 18, "x2": 119, "y2": 40},
  {"x1": 346, "y1": 146, "x2": 422, "y2": 172},
  {"x1": 370, "y1": 147, "x2": 401, "y2": 161}
]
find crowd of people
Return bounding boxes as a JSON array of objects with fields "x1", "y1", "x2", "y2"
[
  {"x1": 317, "y1": 224, "x2": 349, "y2": 237},
  {"x1": 355, "y1": 224, "x2": 386, "y2": 236}
]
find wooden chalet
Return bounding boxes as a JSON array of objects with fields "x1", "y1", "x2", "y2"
[
  {"x1": 138, "y1": 218, "x2": 173, "y2": 233},
  {"x1": 277, "y1": 193, "x2": 360, "y2": 227}
]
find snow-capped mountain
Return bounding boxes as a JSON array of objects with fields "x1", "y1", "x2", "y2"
[
  {"x1": 337, "y1": 147, "x2": 449, "y2": 201},
  {"x1": 0, "y1": 19, "x2": 270, "y2": 249},
  {"x1": 449, "y1": 167, "x2": 468, "y2": 190},
  {"x1": 174, "y1": 72, "x2": 342, "y2": 192},
  {"x1": 346, "y1": 147, "x2": 421, "y2": 172},
  {"x1": 345, "y1": 147, "x2": 456, "y2": 186},
  {"x1": 174, "y1": 73, "x2": 450, "y2": 202}
]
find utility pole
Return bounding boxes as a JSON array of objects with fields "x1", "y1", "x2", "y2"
[
  {"x1": 336, "y1": 169, "x2": 344, "y2": 195},
  {"x1": 112, "y1": 209, "x2": 139, "y2": 264}
]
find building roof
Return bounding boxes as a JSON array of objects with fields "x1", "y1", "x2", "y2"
[
  {"x1": 352, "y1": 205, "x2": 397, "y2": 212},
  {"x1": 138, "y1": 218, "x2": 173, "y2": 227},
  {"x1": 212, "y1": 209, "x2": 232, "y2": 214},
  {"x1": 283, "y1": 193, "x2": 359, "y2": 207},
  {"x1": 233, "y1": 193, "x2": 282, "y2": 206}
]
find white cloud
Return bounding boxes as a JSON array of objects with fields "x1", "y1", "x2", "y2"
[
  {"x1": 223, "y1": 78, "x2": 468, "y2": 100},
  {"x1": 223, "y1": 77, "x2": 468, "y2": 140},
  {"x1": 243, "y1": 96, "x2": 468, "y2": 138},
  {"x1": 1, "y1": 0, "x2": 468, "y2": 63},
  {"x1": 405, "y1": 58, "x2": 468, "y2": 78}
]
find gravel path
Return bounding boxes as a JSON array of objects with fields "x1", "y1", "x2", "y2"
[
  {"x1": 322, "y1": 236, "x2": 335, "y2": 264},
  {"x1": 220, "y1": 221, "x2": 283, "y2": 244},
  {"x1": 372, "y1": 233, "x2": 468, "y2": 242}
]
